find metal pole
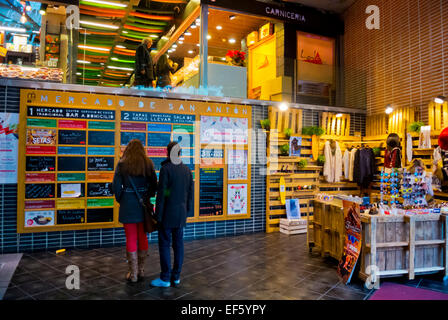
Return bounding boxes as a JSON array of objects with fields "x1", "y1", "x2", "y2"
[{"x1": 199, "y1": 4, "x2": 208, "y2": 89}]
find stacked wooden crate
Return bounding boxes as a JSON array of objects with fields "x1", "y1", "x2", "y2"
[
  {"x1": 266, "y1": 106, "x2": 318, "y2": 233},
  {"x1": 279, "y1": 218, "x2": 307, "y2": 235}
]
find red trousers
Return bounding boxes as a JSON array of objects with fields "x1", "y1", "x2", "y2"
[{"x1": 123, "y1": 222, "x2": 148, "y2": 252}]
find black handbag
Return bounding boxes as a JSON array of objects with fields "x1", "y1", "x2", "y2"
[{"x1": 128, "y1": 176, "x2": 158, "y2": 233}]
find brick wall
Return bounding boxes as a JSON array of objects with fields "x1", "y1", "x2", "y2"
[{"x1": 344, "y1": 0, "x2": 448, "y2": 120}]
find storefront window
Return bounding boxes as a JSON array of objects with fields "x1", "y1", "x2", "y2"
[{"x1": 0, "y1": 1, "x2": 69, "y2": 82}]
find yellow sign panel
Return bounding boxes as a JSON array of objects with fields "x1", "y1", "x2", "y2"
[
  {"x1": 0, "y1": 46, "x2": 7, "y2": 57},
  {"x1": 56, "y1": 199, "x2": 85, "y2": 210}
]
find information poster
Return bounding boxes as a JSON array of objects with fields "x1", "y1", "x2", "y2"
[
  {"x1": 199, "y1": 168, "x2": 224, "y2": 216},
  {"x1": 227, "y1": 184, "x2": 247, "y2": 215},
  {"x1": 25, "y1": 210, "x2": 55, "y2": 227},
  {"x1": 337, "y1": 201, "x2": 362, "y2": 284},
  {"x1": 289, "y1": 136, "x2": 302, "y2": 157},
  {"x1": 200, "y1": 116, "x2": 248, "y2": 145},
  {"x1": 228, "y1": 149, "x2": 248, "y2": 180},
  {"x1": 0, "y1": 113, "x2": 19, "y2": 183}
]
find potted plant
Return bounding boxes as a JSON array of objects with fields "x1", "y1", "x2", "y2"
[
  {"x1": 297, "y1": 159, "x2": 308, "y2": 169},
  {"x1": 302, "y1": 126, "x2": 325, "y2": 161},
  {"x1": 372, "y1": 147, "x2": 382, "y2": 157},
  {"x1": 260, "y1": 119, "x2": 270, "y2": 131},
  {"x1": 317, "y1": 155, "x2": 325, "y2": 166},
  {"x1": 225, "y1": 50, "x2": 246, "y2": 67},
  {"x1": 409, "y1": 121, "x2": 425, "y2": 133},
  {"x1": 284, "y1": 128, "x2": 292, "y2": 139},
  {"x1": 280, "y1": 144, "x2": 289, "y2": 156}
]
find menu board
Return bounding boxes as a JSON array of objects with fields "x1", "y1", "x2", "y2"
[
  {"x1": 199, "y1": 168, "x2": 224, "y2": 216},
  {"x1": 18, "y1": 89, "x2": 251, "y2": 232},
  {"x1": 19, "y1": 96, "x2": 117, "y2": 233}
]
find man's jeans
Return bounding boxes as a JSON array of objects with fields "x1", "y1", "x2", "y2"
[{"x1": 158, "y1": 227, "x2": 184, "y2": 282}]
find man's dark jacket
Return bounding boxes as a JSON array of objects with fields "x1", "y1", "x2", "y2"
[
  {"x1": 155, "y1": 159, "x2": 194, "y2": 228},
  {"x1": 134, "y1": 43, "x2": 155, "y2": 85}
]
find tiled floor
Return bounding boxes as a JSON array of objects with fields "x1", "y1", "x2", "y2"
[{"x1": 3, "y1": 232, "x2": 448, "y2": 300}]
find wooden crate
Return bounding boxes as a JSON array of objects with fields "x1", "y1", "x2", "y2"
[
  {"x1": 428, "y1": 100, "x2": 448, "y2": 131},
  {"x1": 321, "y1": 112, "x2": 350, "y2": 136},
  {"x1": 309, "y1": 199, "x2": 345, "y2": 260},
  {"x1": 359, "y1": 214, "x2": 448, "y2": 281},
  {"x1": 280, "y1": 218, "x2": 307, "y2": 235}
]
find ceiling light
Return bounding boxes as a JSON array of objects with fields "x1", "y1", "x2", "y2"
[
  {"x1": 26, "y1": 5, "x2": 31, "y2": 11},
  {"x1": 178, "y1": 40, "x2": 183, "y2": 44},
  {"x1": 82, "y1": 0, "x2": 127, "y2": 8},
  {"x1": 216, "y1": 25, "x2": 222, "y2": 30},
  {"x1": 336, "y1": 113, "x2": 343, "y2": 118},
  {"x1": 228, "y1": 38, "x2": 236, "y2": 44},
  {"x1": 196, "y1": 18, "x2": 200, "y2": 24},
  {"x1": 188, "y1": 50, "x2": 193, "y2": 54},
  {"x1": 80, "y1": 20, "x2": 119, "y2": 30},
  {"x1": 20, "y1": 15, "x2": 27, "y2": 24},
  {"x1": 39, "y1": 9, "x2": 45, "y2": 15},
  {"x1": 279, "y1": 103, "x2": 289, "y2": 111},
  {"x1": 76, "y1": 72, "x2": 81, "y2": 75},
  {"x1": 150, "y1": 35, "x2": 158, "y2": 38},
  {"x1": 385, "y1": 105, "x2": 394, "y2": 114},
  {"x1": 434, "y1": 95, "x2": 446, "y2": 104},
  {"x1": 111, "y1": 57, "x2": 118, "y2": 61},
  {"x1": 115, "y1": 45, "x2": 126, "y2": 49},
  {"x1": 185, "y1": 32, "x2": 192, "y2": 36},
  {"x1": 196, "y1": 43, "x2": 200, "y2": 47},
  {"x1": 191, "y1": 24, "x2": 197, "y2": 29},
  {"x1": 172, "y1": 44, "x2": 177, "y2": 48},
  {"x1": 229, "y1": 15, "x2": 236, "y2": 20},
  {"x1": 77, "y1": 60, "x2": 91, "y2": 64},
  {"x1": 107, "y1": 66, "x2": 133, "y2": 71},
  {"x1": 207, "y1": 35, "x2": 211, "y2": 40},
  {"x1": 179, "y1": 36, "x2": 184, "y2": 41},
  {"x1": 97, "y1": 74, "x2": 101, "y2": 77},
  {"x1": 79, "y1": 45, "x2": 110, "y2": 52},
  {"x1": 0, "y1": 26, "x2": 26, "y2": 32}
]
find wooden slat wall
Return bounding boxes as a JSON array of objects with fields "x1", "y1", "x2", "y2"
[
  {"x1": 388, "y1": 106, "x2": 415, "y2": 136},
  {"x1": 344, "y1": 0, "x2": 448, "y2": 121},
  {"x1": 321, "y1": 112, "x2": 351, "y2": 136},
  {"x1": 366, "y1": 114, "x2": 387, "y2": 136},
  {"x1": 428, "y1": 101, "x2": 448, "y2": 131},
  {"x1": 269, "y1": 107, "x2": 303, "y2": 135}
]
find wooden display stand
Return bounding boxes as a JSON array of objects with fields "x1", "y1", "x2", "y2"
[
  {"x1": 359, "y1": 214, "x2": 448, "y2": 281},
  {"x1": 308, "y1": 199, "x2": 345, "y2": 260}
]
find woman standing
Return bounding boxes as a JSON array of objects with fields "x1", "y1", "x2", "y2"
[
  {"x1": 112, "y1": 139, "x2": 157, "y2": 283},
  {"x1": 156, "y1": 54, "x2": 178, "y2": 89}
]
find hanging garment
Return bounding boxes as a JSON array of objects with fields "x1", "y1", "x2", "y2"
[
  {"x1": 384, "y1": 147, "x2": 402, "y2": 169},
  {"x1": 343, "y1": 149, "x2": 350, "y2": 180},
  {"x1": 349, "y1": 148, "x2": 357, "y2": 181},
  {"x1": 406, "y1": 133, "x2": 413, "y2": 163},
  {"x1": 323, "y1": 140, "x2": 342, "y2": 183},
  {"x1": 353, "y1": 147, "x2": 376, "y2": 188}
]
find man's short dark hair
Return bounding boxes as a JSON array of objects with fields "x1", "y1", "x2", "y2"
[{"x1": 167, "y1": 141, "x2": 181, "y2": 158}]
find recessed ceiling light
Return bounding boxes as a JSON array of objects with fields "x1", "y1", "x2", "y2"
[
  {"x1": 115, "y1": 45, "x2": 126, "y2": 49},
  {"x1": 80, "y1": 20, "x2": 119, "y2": 29},
  {"x1": 196, "y1": 43, "x2": 200, "y2": 47},
  {"x1": 191, "y1": 24, "x2": 197, "y2": 29},
  {"x1": 435, "y1": 95, "x2": 446, "y2": 104},
  {"x1": 82, "y1": 0, "x2": 127, "y2": 8},
  {"x1": 207, "y1": 35, "x2": 211, "y2": 40},
  {"x1": 76, "y1": 72, "x2": 81, "y2": 75},
  {"x1": 216, "y1": 25, "x2": 222, "y2": 30},
  {"x1": 229, "y1": 15, "x2": 236, "y2": 20},
  {"x1": 188, "y1": 50, "x2": 193, "y2": 54},
  {"x1": 39, "y1": 9, "x2": 45, "y2": 15},
  {"x1": 172, "y1": 44, "x2": 177, "y2": 48},
  {"x1": 178, "y1": 40, "x2": 183, "y2": 44},
  {"x1": 25, "y1": 5, "x2": 31, "y2": 11},
  {"x1": 228, "y1": 38, "x2": 236, "y2": 44},
  {"x1": 77, "y1": 60, "x2": 91, "y2": 64},
  {"x1": 336, "y1": 113, "x2": 343, "y2": 118},
  {"x1": 185, "y1": 32, "x2": 192, "y2": 36}
]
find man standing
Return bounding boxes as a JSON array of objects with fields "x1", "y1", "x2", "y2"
[
  {"x1": 151, "y1": 141, "x2": 194, "y2": 287},
  {"x1": 134, "y1": 37, "x2": 155, "y2": 88}
]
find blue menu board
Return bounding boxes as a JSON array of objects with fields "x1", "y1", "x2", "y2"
[
  {"x1": 121, "y1": 132, "x2": 146, "y2": 146},
  {"x1": 148, "y1": 133, "x2": 171, "y2": 147}
]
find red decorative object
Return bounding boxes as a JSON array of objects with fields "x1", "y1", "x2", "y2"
[{"x1": 225, "y1": 50, "x2": 246, "y2": 66}]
